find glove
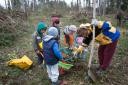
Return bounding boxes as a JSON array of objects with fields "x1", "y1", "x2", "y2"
[
  {"x1": 82, "y1": 43, "x2": 88, "y2": 47},
  {"x1": 91, "y1": 19, "x2": 98, "y2": 26},
  {"x1": 84, "y1": 48, "x2": 88, "y2": 52},
  {"x1": 77, "y1": 45, "x2": 84, "y2": 54},
  {"x1": 73, "y1": 51, "x2": 78, "y2": 57},
  {"x1": 72, "y1": 45, "x2": 84, "y2": 56}
]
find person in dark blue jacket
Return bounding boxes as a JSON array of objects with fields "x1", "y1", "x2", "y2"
[{"x1": 43, "y1": 27, "x2": 63, "y2": 85}]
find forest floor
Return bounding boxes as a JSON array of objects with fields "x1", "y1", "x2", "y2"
[{"x1": 0, "y1": 14, "x2": 128, "y2": 85}]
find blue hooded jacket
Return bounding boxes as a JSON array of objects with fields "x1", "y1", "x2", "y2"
[{"x1": 43, "y1": 35, "x2": 63, "y2": 65}]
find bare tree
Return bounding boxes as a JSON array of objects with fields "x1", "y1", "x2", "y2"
[
  {"x1": 5, "y1": 0, "x2": 8, "y2": 9},
  {"x1": 11, "y1": 0, "x2": 22, "y2": 10},
  {"x1": 83, "y1": 0, "x2": 86, "y2": 8},
  {"x1": 77, "y1": 0, "x2": 79, "y2": 10},
  {"x1": 7, "y1": 0, "x2": 11, "y2": 11}
]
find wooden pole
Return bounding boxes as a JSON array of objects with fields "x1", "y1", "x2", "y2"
[{"x1": 88, "y1": 0, "x2": 96, "y2": 71}]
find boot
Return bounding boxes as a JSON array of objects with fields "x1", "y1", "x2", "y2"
[{"x1": 52, "y1": 80, "x2": 62, "y2": 85}]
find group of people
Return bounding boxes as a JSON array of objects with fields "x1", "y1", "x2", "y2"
[{"x1": 32, "y1": 16, "x2": 120, "y2": 85}]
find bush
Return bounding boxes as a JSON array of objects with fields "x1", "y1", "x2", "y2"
[
  {"x1": 0, "y1": 10, "x2": 28, "y2": 47},
  {"x1": 125, "y1": 21, "x2": 128, "y2": 29}
]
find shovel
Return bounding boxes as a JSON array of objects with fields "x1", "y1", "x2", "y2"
[
  {"x1": 87, "y1": 49, "x2": 96, "y2": 82},
  {"x1": 87, "y1": 23, "x2": 97, "y2": 82},
  {"x1": 87, "y1": 0, "x2": 97, "y2": 82},
  {"x1": 87, "y1": 27, "x2": 97, "y2": 81},
  {"x1": 87, "y1": 0, "x2": 98, "y2": 82}
]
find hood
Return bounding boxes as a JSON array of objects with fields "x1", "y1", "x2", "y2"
[{"x1": 43, "y1": 35, "x2": 54, "y2": 42}]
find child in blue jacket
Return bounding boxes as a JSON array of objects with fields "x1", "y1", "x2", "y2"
[{"x1": 43, "y1": 27, "x2": 63, "y2": 85}]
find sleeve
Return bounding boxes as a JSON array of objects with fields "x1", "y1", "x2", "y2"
[
  {"x1": 53, "y1": 42, "x2": 63, "y2": 60},
  {"x1": 83, "y1": 33, "x2": 93, "y2": 45},
  {"x1": 101, "y1": 21, "x2": 112, "y2": 30},
  {"x1": 64, "y1": 33, "x2": 70, "y2": 46},
  {"x1": 32, "y1": 32, "x2": 38, "y2": 51}
]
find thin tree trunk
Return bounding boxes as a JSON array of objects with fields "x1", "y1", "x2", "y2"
[
  {"x1": 5, "y1": 0, "x2": 8, "y2": 9},
  {"x1": 77, "y1": 0, "x2": 79, "y2": 11},
  {"x1": 24, "y1": 0, "x2": 28, "y2": 20},
  {"x1": 86, "y1": 0, "x2": 88, "y2": 7},
  {"x1": 103, "y1": 0, "x2": 106, "y2": 16},
  {"x1": 83, "y1": 0, "x2": 86, "y2": 8},
  {"x1": 7, "y1": 0, "x2": 11, "y2": 11},
  {"x1": 33, "y1": 0, "x2": 35, "y2": 11}
]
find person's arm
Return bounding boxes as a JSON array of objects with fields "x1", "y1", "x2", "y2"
[
  {"x1": 83, "y1": 33, "x2": 93, "y2": 46},
  {"x1": 101, "y1": 21, "x2": 112, "y2": 30},
  {"x1": 32, "y1": 32, "x2": 40, "y2": 54},
  {"x1": 64, "y1": 33, "x2": 70, "y2": 46},
  {"x1": 53, "y1": 43, "x2": 63, "y2": 60},
  {"x1": 32, "y1": 32, "x2": 38, "y2": 51}
]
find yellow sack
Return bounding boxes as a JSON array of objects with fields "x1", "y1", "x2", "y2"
[{"x1": 7, "y1": 55, "x2": 33, "y2": 70}]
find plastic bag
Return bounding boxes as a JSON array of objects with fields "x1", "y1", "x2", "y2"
[{"x1": 7, "y1": 55, "x2": 33, "y2": 70}]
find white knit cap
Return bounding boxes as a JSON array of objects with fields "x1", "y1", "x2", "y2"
[
  {"x1": 48, "y1": 27, "x2": 58, "y2": 37},
  {"x1": 69, "y1": 25, "x2": 77, "y2": 32}
]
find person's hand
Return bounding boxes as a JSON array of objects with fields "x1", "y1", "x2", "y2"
[
  {"x1": 73, "y1": 51, "x2": 78, "y2": 57},
  {"x1": 36, "y1": 50, "x2": 40, "y2": 54},
  {"x1": 69, "y1": 46, "x2": 74, "y2": 50},
  {"x1": 82, "y1": 43, "x2": 88, "y2": 47},
  {"x1": 84, "y1": 48, "x2": 88, "y2": 52},
  {"x1": 60, "y1": 59, "x2": 65, "y2": 63},
  {"x1": 91, "y1": 19, "x2": 98, "y2": 26}
]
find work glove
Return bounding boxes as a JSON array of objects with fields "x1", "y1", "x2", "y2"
[
  {"x1": 84, "y1": 48, "x2": 88, "y2": 52},
  {"x1": 82, "y1": 43, "x2": 88, "y2": 47},
  {"x1": 77, "y1": 45, "x2": 84, "y2": 54},
  {"x1": 91, "y1": 19, "x2": 98, "y2": 26},
  {"x1": 72, "y1": 47, "x2": 78, "y2": 57},
  {"x1": 73, "y1": 51, "x2": 78, "y2": 57},
  {"x1": 73, "y1": 45, "x2": 84, "y2": 57}
]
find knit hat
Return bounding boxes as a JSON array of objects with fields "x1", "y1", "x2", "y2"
[
  {"x1": 79, "y1": 23, "x2": 92, "y2": 32},
  {"x1": 64, "y1": 26, "x2": 70, "y2": 34},
  {"x1": 37, "y1": 21, "x2": 47, "y2": 36},
  {"x1": 69, "y1": 25, "x2": 77, "y2": 32},
  {"x1": 64, "y1": 25, "x2": 77, "y2": 34},
  {"x1": 51, "y1": 17, "x2": 60, "y2": 24},
  {"x1": 48, "y1": 27, "x2": 58, "y2": 37}
]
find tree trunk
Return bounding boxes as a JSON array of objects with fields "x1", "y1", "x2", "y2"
[
  {"x1": 24, "y1": 0, "x2": 28, "y2": 20},
  {"x1": 5, "y1": 0, "x2": 8, "y2": 9},
  {"x1": 77, "y1": 0, "x2": 79, "y2": 11},
  {"x1": 7, "y1": 0, "x2": 11, "y2": 11},
  {"x1": 79, "y1": 0, "x2": 81, "y2": 12},
  {"x1": 83, "y1": 0, "x2": 86, "y2": 8}
]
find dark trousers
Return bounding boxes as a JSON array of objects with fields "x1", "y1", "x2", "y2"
[
  {"x1": 36, "y1": 51, "x2": 44, "y2": 65},
  {"x1": 98, "y1": 41, "x2": 118, "y2": 70}
]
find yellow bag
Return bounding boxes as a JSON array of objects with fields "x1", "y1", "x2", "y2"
[{"x1": 7, "y1": 55, "x2": 33, "y2": 70}]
